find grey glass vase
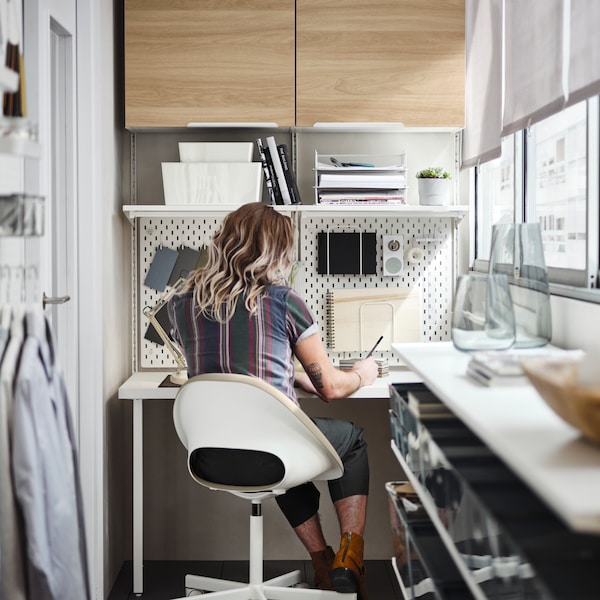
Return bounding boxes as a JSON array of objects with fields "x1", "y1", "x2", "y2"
[
  {"x1": 451, "y1": 273, "x2": 516, "y2": 352},
  {"x1": 488, "y1": 223, "x2": 552, "y2": 348}
]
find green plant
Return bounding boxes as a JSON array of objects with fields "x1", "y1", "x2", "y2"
[{"x1": 415, "y1": 167, "x2": 451, "y2": 179}]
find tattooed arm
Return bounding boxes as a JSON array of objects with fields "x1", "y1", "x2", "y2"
[{"x1": 294, "y1": 332, "x2": 378, "y2": 402}]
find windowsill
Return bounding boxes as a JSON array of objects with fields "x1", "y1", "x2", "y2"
[{"x1": 548, "y1": 283, "x2": 600, "y2": 304}]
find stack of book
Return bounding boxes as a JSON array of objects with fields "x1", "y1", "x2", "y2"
[
  {"x1": 339, "y1": 358, "x2": 390, "y2": 378},
  {"x1": 466, "y1": 348, "x2": 585, "y2": 387},
  {"x1": 316, "y1": 156, "x2": 407, "y2": 206},
  {"x1": 255, "y1": 137, "x2": 301, "y2": 205},
  {"x1": 466, "y1": 352, "x2": 527, "y2": 386}
]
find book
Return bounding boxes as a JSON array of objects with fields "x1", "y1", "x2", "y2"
[
  {"x1": 263, "y1": 145, "x2": 284, "y2": 205},
  {"x1": 255, "y1": 138, "x2": 278, "y2": 205},
  {"x1": 266, "y1": 136, "x2": 292, "y2": 205},
  {"x1": 406, "y1": 389, "x2": 453, "y2": 419},
  {"x1": 326, "y1": 287, "x2": 421, "y2": 352},
  {"x1": 277, "y1": 143, "x2": 301, "y2": 204},
  {"x1": 318, "y1": 190, "x2": 406, "y2": 205},
  {"x1": 339, "y1": 358, "x2": 390, "y2": 378},
  {"x1": 466, "y1": 363, "x2": 527, "y2": 387}
]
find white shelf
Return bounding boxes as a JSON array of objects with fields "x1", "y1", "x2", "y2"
[
  {"x1": 122, "y1": 204, "x2": 264, "y2": 222},
  {"x1": 298, "y1": 204, "x2": 468, "y2": 218},
  {"x1": 0, "y1": 66, "x2": 19, "y2": 93},
  {"x1": 123, "y1": 203, "x2": 468, "y2": 223},
  {"x1": 0, "y1": 137, "x2": 41, "y2": 159},
  {"x1": 392, "y1": 342, "x2": 600, "y2": 534}
]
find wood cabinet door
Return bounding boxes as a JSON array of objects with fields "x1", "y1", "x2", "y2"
[
  {"x1": 296, "y1": 0, "x2": 465, "y2": 127},
  {"x1": 125, "y1": 0, "x2": 295, "y2": 128}
]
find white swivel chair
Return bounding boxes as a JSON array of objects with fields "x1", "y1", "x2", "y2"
[{"x1": 171, "y1": 373, "x2": 356, "y2": 599}]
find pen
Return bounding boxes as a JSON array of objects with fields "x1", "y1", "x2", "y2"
[{"x1": 365, "y1": 335, "x2": 384, "y2": 358}]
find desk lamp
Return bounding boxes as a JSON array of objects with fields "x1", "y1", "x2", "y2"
[{"x1": 143, "y1": 278, "x2": 188, "y2": 385}]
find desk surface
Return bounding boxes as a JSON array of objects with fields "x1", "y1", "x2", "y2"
[
  {"x1": 392, "y1": 342, "x2": 600, "y2": 534},
  {"x1": 118, "y1": 367, "x2": 422, "y2": 400}
]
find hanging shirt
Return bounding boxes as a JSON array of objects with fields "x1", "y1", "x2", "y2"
[
  {"x1": 11, "y1": 308, "x2": 89, "y2": 600},
  {"x1": 168, "y1": 285, "x2": 319, "y2": 405},
  {"x1": 0, "y1": 306, "x2": 27, "y2": 600}
]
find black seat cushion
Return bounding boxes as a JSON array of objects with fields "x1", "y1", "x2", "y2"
[{"x1": 190, "y1": 447, "x2": 285, "y2": 487}]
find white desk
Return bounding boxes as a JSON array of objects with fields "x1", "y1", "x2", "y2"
[
  {"x1": 392, "y1": 342, "x2": 600, "y2": 535},
  {"x1": 118, "y1": 367, "x2": 421, "y2": 595}
]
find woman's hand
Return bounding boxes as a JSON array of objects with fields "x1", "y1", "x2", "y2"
[
  {"x1": 350, "y1": 357, "x2": 379, "y2": 388},
  {"x1": 294, "y1": 333, "x2": 380, "y2": 402}
]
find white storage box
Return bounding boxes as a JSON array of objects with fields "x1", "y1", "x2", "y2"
[
  {"x1": 178, "y1": 142, "x2": 253, "y2": 163},
  {"x1": 161, "y1": 162, "x2": 262, "y2": 205}
]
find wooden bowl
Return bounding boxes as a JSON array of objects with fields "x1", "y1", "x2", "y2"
[{"x1": 521, "y1": 359, "x2": 600, "y2": 444}]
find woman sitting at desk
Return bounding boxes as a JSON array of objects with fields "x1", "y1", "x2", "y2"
[{"x1": 168, "y1": 203, "x2": 377, "y2": 599}]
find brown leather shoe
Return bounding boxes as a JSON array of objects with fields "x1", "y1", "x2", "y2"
[
  {"x1": 309, "y1": 545, "x2": 335, "y2": 590},
  {"x1": 331, "y1": 532, "x2": 368, "y2": 600}
]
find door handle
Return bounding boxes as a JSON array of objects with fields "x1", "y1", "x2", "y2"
[{"x1": 42, "y1": 292, "x2": 71, "y2": 310}]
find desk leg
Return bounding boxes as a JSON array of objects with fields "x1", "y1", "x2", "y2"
[{"x1": 133, "y1": 398, "x2": 143, "y2": 595}]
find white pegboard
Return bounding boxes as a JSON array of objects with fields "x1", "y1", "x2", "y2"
[
  {"x1": 137, "y1": 213, "x2": 455, "y2": 369},
  {"x1": 138, "y1": 216, "x2": 224, "y2": 369},
  {"x1": 297, "y1": 214, "x2": 454, "y2": 366}
]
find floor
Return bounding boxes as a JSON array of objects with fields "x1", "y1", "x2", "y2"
[{"x1": 108, "y1": 560, "x2": 402, "y2": 599}]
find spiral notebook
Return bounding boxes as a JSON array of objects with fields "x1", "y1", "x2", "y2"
[{"x1": 326, "y1": 287, "x2": 421, "y2": 352}]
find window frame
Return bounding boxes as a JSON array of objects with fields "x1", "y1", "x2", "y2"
[{"x1": 472, "y1": 97, "x2": 600, "y2": 300}]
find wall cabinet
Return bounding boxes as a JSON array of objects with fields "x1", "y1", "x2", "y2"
[
  {"x1": 296, "y1": 0, "x2": 465, "y2": 127},
  {"x1": 124, "y1": 0, "x2": 296, "y2": 129},
  {"x1": 124, "y1": 0, "x2": 465, "y2": 129}
]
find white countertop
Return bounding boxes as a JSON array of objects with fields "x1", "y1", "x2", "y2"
[
  {"x1": 118, "y1": 367, "x2": 422, "y2": 401},
  {"x1": 392, "y1": 342, "x2": 600, "y2": 534}
]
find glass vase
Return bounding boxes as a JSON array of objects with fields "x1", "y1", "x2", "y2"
[
  {"x1": 488, "y1": 223, "x2": 552, "y2": 348},
  {"x1": 451, "y1": 273, "x2": 516, "y2": 352}
]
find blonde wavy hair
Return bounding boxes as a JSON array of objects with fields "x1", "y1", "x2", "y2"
[{"x1": 185, "y1": 203, "x2": 296, "y2": 323}]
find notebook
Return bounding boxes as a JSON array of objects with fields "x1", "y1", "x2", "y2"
[{"x1": 326, "y1": 287, "x2": 421, "y2": 352}]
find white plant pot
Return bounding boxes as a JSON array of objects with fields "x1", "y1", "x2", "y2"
[{"x1": 418, "y1": 178, "x2": 450, "y2": 206}]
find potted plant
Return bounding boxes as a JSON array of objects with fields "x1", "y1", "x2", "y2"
[{"x1": 415, "y1": 167, "x2": 451, "y2": 206}]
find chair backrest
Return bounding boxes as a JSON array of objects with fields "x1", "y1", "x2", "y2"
[{"x1": 173, "y1": 373, "x2": 344, "y2": 495}]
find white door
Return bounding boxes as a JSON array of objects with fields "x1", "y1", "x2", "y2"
[
  {"x1": 48, "y1": 19, "x2": 79, "y2": 425},
  {"x1": 24, "y1": 0, "x2": 98, "y2": 596}
]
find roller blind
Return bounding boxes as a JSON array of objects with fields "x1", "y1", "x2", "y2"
[
  {"x1": 567, "y1": 0, "x2": 600, "y2": 107},
  {"x1": 462, "y1": 0, "x2": 503, "y2": 168},
  {"x1": 502, "y1": 0, "x2": 566, "y2": 136}
]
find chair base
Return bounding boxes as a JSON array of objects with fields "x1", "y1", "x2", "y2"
[{"x1": 170, "y1": 570, "x2": 357, "y2": 599}]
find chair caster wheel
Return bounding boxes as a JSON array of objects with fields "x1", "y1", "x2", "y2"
[{"x1": 186, "y1": 588, "x2": 206, "y2": 596}]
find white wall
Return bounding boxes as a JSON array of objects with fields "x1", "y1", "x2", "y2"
[
  {"x1": 551, "y1": 295, "x2": 600, "y2": 368},
  {"x1": 77, "y1": 0, "x2": 130, "y2": 597},
  {"x1": 97, "y1": 3, "x2": 131, "y2": 598}
]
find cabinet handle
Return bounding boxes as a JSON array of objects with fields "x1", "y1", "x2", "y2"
[{"x1": 186, "y1": 122, "x2": 279, "y2": 128}]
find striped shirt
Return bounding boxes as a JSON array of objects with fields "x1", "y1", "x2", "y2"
[{"x1": 168, "y1": 285, "x2": 319, "y2": 405}]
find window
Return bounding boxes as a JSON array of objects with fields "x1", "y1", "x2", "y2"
[
  {"x1": 475, "y1": 135, "x2": 517, "y2": 264},
  {"x1": 474, "y1": 98, "x2": 599, "y2": 292},
  {"x1": 526, "y1": 102, "x2": 587, "y2": 275}
]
